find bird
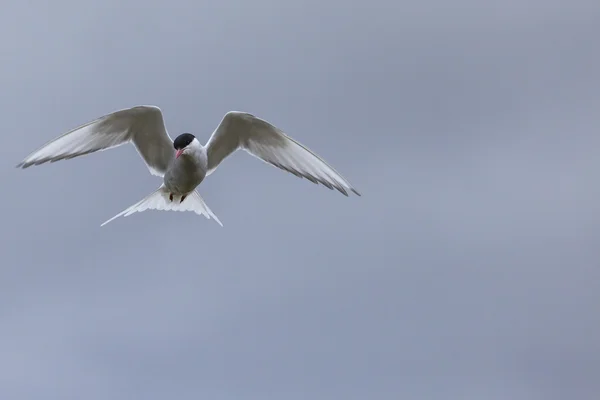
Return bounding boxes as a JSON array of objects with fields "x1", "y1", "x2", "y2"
[{"x1": 16, "y1": 105, "x2": 361, "y2": 227}]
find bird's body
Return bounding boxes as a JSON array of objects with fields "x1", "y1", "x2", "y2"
[
  {"x1": 163, "y1": 142, "x2": 207, "y2": 200},
  {"x1": 17, "y1": 105, "x2": 360, "y2": 226}
]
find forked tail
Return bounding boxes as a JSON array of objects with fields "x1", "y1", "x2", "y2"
[{"x1": 100, "y1": 185, "x2": 223, "y2": 227}]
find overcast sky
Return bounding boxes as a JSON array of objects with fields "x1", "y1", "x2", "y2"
[{"x1": 1, "y1": 0, "x2": 599, "y2": 399}]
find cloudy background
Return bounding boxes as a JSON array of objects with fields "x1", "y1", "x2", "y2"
[{"x1": 1, "y1": 0, "x2": 599, "y2": 399}]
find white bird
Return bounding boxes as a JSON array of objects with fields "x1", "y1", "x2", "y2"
[{"x1": 17, "y1": 105, "x2": 361, "y2": 226}]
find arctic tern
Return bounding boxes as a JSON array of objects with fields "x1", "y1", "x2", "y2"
[{"x1": 17, "y1": 105, "x2": 361, "y2": 226}]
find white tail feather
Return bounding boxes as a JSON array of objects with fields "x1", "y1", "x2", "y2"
[{"x1": 100, "y1": 185, "x2": 223, "y2": 227}]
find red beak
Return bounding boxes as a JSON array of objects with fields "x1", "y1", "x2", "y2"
[{"x1": 175, "y1": 149, "x2": 184, "y2": 158}]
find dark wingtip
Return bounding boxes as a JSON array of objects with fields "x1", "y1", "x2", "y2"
[{"x1": 351, "y1": 188, "x2": 361, "y2": 196}]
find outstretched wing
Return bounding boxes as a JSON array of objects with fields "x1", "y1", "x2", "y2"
[
  {"x1": 205, "y1": 111, "x2": 360, "y2": 196},
  {"x1": 17, "y1": 105, "x2": 175, "y2": 177}
]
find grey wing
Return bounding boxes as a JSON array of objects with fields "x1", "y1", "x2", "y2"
[
  {"x1": 204, "y1": 111, "x2": 360, "y2": 196},
  {"x1": 17, "y1": 105, "x2": 175, "y2": 177}
]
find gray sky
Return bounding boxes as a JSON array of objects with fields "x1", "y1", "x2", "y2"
[{"x1": 1, "y1": 0, "x2": 599, "y2": 399}]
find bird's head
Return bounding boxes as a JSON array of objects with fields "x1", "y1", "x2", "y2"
[{"x1": 173, "y1": 133, "x2": 200, "y2": 158}]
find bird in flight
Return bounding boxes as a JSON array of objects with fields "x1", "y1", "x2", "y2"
[{"x1": 17, "y1": 105, "x2": 361, "y2": 226}]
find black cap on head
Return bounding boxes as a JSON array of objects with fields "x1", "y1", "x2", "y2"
[{"x1": 173, "y1": 133, "x2": 195, "y2": 150}]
